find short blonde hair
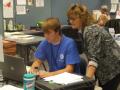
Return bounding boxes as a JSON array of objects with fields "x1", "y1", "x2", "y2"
[
  {"x1": 42, "y1": 17, "x2": 61, "y2": 34},
  {"x1": 67, "y1": 4, "x2": 94, "y2": 29},
  {"x1": 98, "y1": 14, "x2": 108, "y2": 25}
]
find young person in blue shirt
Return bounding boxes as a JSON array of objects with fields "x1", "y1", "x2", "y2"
[{"x1": 29, "y1": 17, "x2": 81, "y2": 78}]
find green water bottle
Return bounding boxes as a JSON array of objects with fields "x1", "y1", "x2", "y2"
[{"x1": 23, "y1": 73, "x2": 35, "y2": 90}]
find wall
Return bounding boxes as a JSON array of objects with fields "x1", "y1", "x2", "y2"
[
  {"x1": 101, "y1": 0, "x2": 111, "y2": 7},
  {"x1": 51, "y1": 0, "x2": 102, "y2": 24},
  {"x1": 17, "y1": 0, "x2": 110, "y2": 26},
  {"x1": 1, "y1": 0, "x2": 111, "y2": 30},
  {"x1": 15, "y1": 0, "x2": 51, "y2": 28}
]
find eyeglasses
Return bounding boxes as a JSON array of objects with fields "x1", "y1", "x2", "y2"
[{"x1": 69, "y1": 16, "x2": 80, "y2": 22}]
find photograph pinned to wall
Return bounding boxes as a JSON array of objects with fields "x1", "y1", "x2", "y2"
[
  {"x1": 17, "y1": 0, "x2": 26, "y2": 5},
  {"x1": 35, "y1": 0, "x2": 44, "y2": 7},
  {"x1": 27, "y1": 0, "x2": 33, "y2": 6},
  {"x1": 3, "y1": 0, "x2": 14, "y2": 18},
  {"x1": 16, "y1": 6, "x2": 26, "y2": 15}
]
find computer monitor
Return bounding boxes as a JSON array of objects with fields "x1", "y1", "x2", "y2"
[{"x1": 61, "y1": 25, "x2": 79, "y2": 39}]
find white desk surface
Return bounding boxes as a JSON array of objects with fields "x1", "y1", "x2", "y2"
[
  {"x1": 0, "y1": 85, "x2": 23, "y2": 90},
  {"x1": 4, "y1": 32, "x2": 45, "y2": 44}
]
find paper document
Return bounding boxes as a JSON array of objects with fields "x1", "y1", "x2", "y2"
[
  {"x1": 110, "y1": 4, "x2": 117, "y2": 13},
  {"x1": 116, "y1": 10, "x2": 120, "y2": 19},
  {"x1": 16, "y1": 6, "x2": 26, "y2": 15},
  {"x1": 36, "y1": 0, "x2": 44, "y2": 7},
  {"x1": 44, "y1": 72, "x2": 83, "y2": 85},
  {"x1": 0, "y1": 85, "x2": 23, "y2": 90},
  {"x1": 111, "y1": 0, "x2": 119, "y2": 3},
  {"x1": 17, "y1": 0, "x2": 26, "y2": 5}
]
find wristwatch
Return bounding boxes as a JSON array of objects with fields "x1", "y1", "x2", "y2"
[{"x1": 34, "y1": 67, "x2": 39, "y2": 69}]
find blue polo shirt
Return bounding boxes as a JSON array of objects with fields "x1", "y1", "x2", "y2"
[{"x1": 34, "y1": 35, "x2": 81, "y2": 74}]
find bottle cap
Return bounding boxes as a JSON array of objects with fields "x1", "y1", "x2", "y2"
[{"x1": 24, "y1": 73, "x2": 35, "y2": 79}]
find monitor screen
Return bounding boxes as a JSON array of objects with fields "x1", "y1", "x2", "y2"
[{"x1": 61, "y1": 25, "x2": 79, "y2": 39}]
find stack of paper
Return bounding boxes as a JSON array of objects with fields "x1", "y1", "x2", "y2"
[
  {"x1": 44, "y1": 72, "x2": 83, "y2": 85},
  {"x1": 0, "y1": 85, "x2": 23, "y2": 90}
]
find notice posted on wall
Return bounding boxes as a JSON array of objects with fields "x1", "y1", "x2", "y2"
[
  {"x1": 0, "y1": 35, "x2": 4, "y2": 62},
  {"x1": 3, "y1": 0, "x2": 14, "y2": 18},
  {"x1": 17, "y1": 0, "x2": 26, "y2": 5},
  {"x1": 35, "y1": 0, "x2": 44, "y2": 7},
  {"x1": 16, "y1": 6, "x2": 26, "y2": 15}
]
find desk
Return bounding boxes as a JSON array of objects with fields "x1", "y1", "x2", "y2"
[
  {"x1": 4, "y1": 32, "x2": 45, "y2": 65},
  {"x1": 15, "y1": 36, "x2": 44, "y2": 65},
  {"x1": 35, "y1": 77, "x2": 95, "y2": 90}
]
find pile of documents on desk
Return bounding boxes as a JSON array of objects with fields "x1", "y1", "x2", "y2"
[
  {"x1": 5, "y1": 32, "x2": 35, "y2": 43},
  {"x1": 44, "y1": 72, "x2": 83, "y2": 85}
]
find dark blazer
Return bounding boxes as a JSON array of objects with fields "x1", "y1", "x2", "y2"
[{"x1": 84, "y1": 24, "x2": 120, "y2": 85}]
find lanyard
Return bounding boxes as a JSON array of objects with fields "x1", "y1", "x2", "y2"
[
  {"x1": 51, "y1": 41, "x2": 62, "y2": 61},
  {"x1": 50, "y1": 37, "x2": 62, "y2": 68}
]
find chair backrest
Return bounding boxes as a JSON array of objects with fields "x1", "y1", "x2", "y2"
[{"x1": 61, "y1": 25, "x2": 84, "y2": 54}]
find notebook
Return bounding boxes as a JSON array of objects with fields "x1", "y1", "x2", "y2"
[{"x1": 2, "y1": 54, "x2": 26, "y2": 82}]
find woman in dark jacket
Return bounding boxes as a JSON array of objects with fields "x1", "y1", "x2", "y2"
[{"x1": 67, "y1": 4, "x2": 120, "y2": 90}]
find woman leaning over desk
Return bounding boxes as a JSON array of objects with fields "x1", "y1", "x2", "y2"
[{"x1": 67, "y1": 4, "x2": 120, "y2": 90}]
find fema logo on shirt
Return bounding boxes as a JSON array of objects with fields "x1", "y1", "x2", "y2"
[
  {"x1": 57, "y1": 54, "x2": 64, "y2": 63},
  {"x1": 60, "y1": 54, "x2": 64, "y2": 60}
]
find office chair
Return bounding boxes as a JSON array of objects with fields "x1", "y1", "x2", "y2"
[
  {"x1": 61, "y1": 25, "x2": 84, "y2": 54},
  {"x1": 61, "y1": 25, "x2": 88, "y2": 75}
]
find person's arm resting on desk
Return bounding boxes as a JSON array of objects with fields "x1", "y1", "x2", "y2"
[
  {"x1": 29, "y1": 58, "x2": 74, "y2": 78},
  {"x1": 38, "y1": 64, "x2": 74, "y2": 78}
]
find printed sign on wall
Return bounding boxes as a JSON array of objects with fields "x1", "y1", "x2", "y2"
[{"x1": 3, "y1": 0, "x2": 14, "y2": 18}]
